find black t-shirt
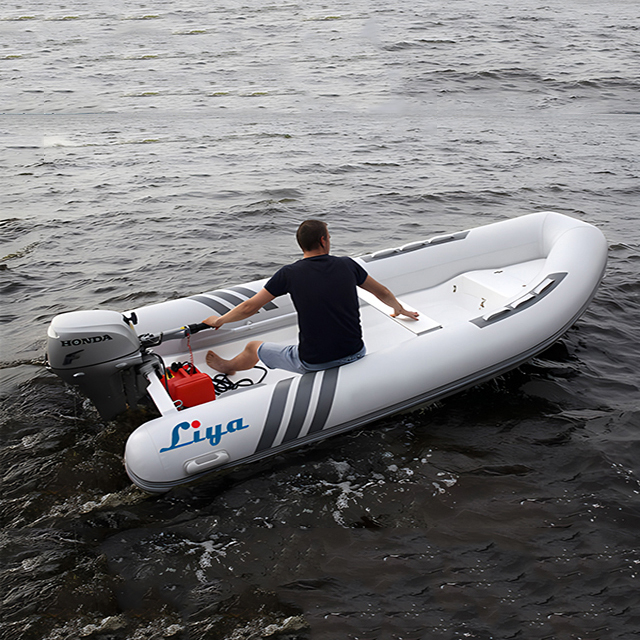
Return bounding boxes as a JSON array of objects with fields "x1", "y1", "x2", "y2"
[{"x1": 265, "y1": 255, "x2": 368, "y2": 364}]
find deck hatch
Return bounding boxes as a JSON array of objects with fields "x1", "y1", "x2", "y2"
[{"x1": 471, "y1": 272, "x2": 567, "y2": 328}]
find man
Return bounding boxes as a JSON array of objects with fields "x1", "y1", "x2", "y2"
[{"x1": 204, "y1": 220, "x2": 418, "y2": 375}]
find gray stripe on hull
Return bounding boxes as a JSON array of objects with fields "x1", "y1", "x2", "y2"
[
  {"x1": 191, "y1": 288, "x2": 278, "y2": 314},
  {"x1": 308, "y1": 367, "x2": 339, "y2": 435},
  {"x1": 230, "y1": 286, "x2": 278, "y2": 311},
  {"x1": 256, "y1": 377, "x2": 293, "y2": 452},
  {"x1": 256, "y1": 366, "x2": 340, "y2": 454},
  {"x1": 189, "y1": 295, "x2": 231, "y2": 315},
  {"x1": 211, "y1": 290, "x2": 246, "y2": 307},
  {"x1": 282, "y1": 372, "x2": 316, "y2": 444}
]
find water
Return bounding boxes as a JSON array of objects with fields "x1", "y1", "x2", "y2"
[{"x1": 1, "y1": 1, "x2": 639, "y2": 638}]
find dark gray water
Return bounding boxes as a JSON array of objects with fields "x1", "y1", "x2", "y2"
[{"x1": 1, "y1": 1, "x2": 639, "y2": 638}]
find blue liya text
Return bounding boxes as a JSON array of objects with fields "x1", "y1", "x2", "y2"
[{"x1": 160, "y1": 418, "x2": 249, "y2": 453}]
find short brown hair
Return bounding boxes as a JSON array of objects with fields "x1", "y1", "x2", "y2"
[{"x1": 296, "y1": 219, "x2": 328, "y2": 252}]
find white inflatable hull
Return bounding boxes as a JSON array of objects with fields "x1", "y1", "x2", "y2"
[{"x1": 123, "y1": 212, "x2": 607, "y2": 492}]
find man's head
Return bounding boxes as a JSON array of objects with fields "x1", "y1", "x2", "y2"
[{"x1": 296, "y1": 219, "x2": 329, "y2": 253}]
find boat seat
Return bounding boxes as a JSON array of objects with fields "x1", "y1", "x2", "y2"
[{"x1": 358, "y1": 289, "x2": 441, "y2": 335}]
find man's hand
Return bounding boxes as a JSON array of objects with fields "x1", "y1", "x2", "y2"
[
  {"x1": 203, "y1": 315, "x2": 223, "y2": 329},
  {"x1": 360, "y1": 276, "x2": 419, "y2": 321},
  {"x1": 391, "y1": 306, "x2": 420, "y2": 320}
]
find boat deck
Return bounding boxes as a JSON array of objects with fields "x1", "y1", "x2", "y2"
[{"x1": 162, "y1": 258, "x2": 547, "y2": 390}]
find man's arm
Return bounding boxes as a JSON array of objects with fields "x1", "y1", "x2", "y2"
[
  {"x1": 203, "y1": 287, "x2": 276, "y2": 329},
  {"x1": 359, "y1": 276, "x2": 419, "y2": 320}
]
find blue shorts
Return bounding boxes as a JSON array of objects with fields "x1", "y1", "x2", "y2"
[{"x1": 257, "y1": 343, "x2": 366, "y2": 375}]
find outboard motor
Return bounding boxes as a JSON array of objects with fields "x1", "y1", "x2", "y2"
[{"x1": 46, "y1": 310, "x2": 147, "y2": 420}]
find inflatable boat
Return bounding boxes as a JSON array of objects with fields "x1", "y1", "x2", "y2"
[{"x1": 46, "y1": 212, "x2": 607, "y2": 493}]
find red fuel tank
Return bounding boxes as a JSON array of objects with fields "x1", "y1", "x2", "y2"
[{"x1": 163, "y1": 363, "x2": 216, "y2": 408}]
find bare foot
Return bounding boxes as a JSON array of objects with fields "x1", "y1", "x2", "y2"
[{"x1": 206, "y1": 350, "x2": 236, "y2": 376}]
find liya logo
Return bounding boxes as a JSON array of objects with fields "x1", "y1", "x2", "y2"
[{"x1": 160, "y1": 418, "x2": 249, "y2": 453}]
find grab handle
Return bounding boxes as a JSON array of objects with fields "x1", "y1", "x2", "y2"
[
  {"x1": 187, "y1": 322, "x2": 211, "y2": 334},
  {"x1": 184, "y1": 450, "x2": 230, "y2": 475}
]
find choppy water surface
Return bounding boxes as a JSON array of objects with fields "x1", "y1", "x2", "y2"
[{"x1": 1, "y1": 1, "x2": 639, "y2": 638}]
